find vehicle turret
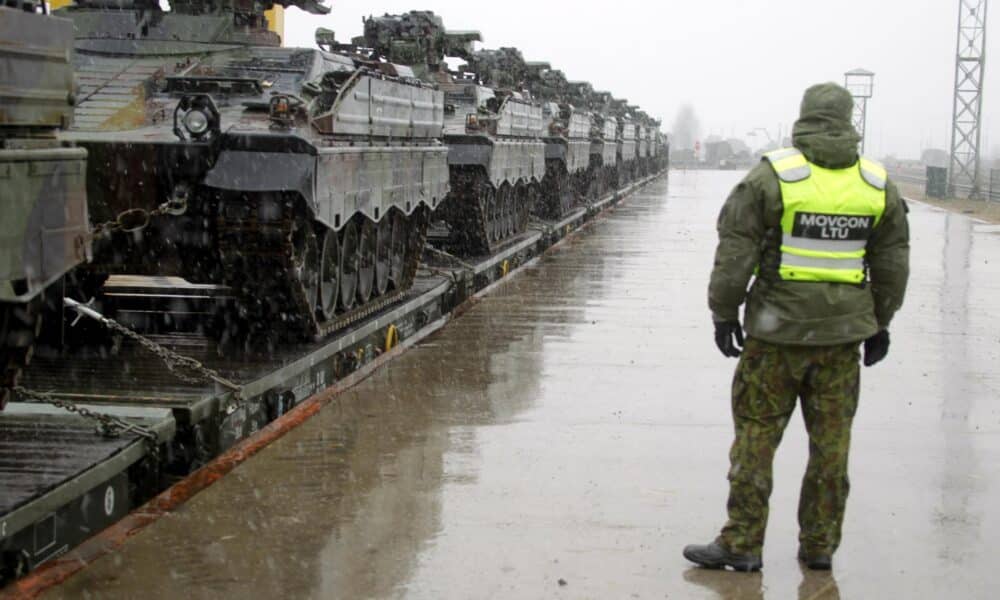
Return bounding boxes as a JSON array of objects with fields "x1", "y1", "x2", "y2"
[{"x1": 352, "y1": 10, "x2": 481, "y2": 80}]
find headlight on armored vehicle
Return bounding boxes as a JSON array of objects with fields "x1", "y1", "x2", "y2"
[
  {"x1": 173, "y1": 94, "x2": 220, "y2": 142},
  {"x1": 182, "y1": 109, "x2": 210, "y2": 136}
]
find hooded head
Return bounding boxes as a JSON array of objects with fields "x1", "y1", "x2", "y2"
[{"x1": 792, "y1": 83, "x2": 861, "y2": 169}]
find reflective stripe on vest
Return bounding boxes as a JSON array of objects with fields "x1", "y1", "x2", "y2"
[{"x1": 763, "y1": 148, "x2": 887, "y2": 284}]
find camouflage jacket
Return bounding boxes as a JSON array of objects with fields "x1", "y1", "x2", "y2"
[{"x1": 708, "y1": 160, "x2": 910, "y2": 346}]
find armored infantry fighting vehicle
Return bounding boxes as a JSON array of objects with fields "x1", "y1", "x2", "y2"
[
  {"x1": 354, "y1": 12, "x2": 546, "y2": 255},
  {"x1": 635, "y1": 112, "x2": 665, "y2": 177},
  {"x1": 54, "y1": 0, "x2": 450, "y2": 342},
  {"x1": 573, "y1": 86, "x2": 621, "y2": 201},
  {"x1": 633, "y1": 108, "x2": 651, "y2": 177},
  {"x1": 522, "y1": 63, "x2": 592, "y2": 218},
  {"x1": 0, "y1": 1, "x2": 89, "y2": 409},
  {"x1": 655, "y1": 130, "x2": 670, "y2": 172},
  {"x1": 644, "y1": 118, "x2": 662, "y2": 175},
  {"x1": 610, "y1": 97, "x2": 639, "y2": 186}
]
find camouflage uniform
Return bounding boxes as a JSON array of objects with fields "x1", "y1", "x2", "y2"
[
  {"x1": 705, "y1": 83, "x2": 909, "y2": 561},
  {"x1": 718, "y1": 338, "x2": 859, "y2": 556}
]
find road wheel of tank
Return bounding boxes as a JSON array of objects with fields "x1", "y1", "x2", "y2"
[
  {"x1": 339, "y1": 220, "x2": 360, "y2": 311},
  {"x1": 585, "y1": 171, "x2": 600, "y2": 202},
  {"x1": 560, "y1": 168, "x2": 575, "y2": 215},
  {"x1": 290, "y1": 217, "x2": 320, "y2": 318},
  {"x1": 476, "y1": 183, "x2": 496, "y2": 252},
  {"x1": 496, "y1": 183, "x2": 511, "y2": 240},
  {"x1": 357, "y1": 219, "x2": 376, "y2": 304},
  {"x1": 507, "y1": 184, "x2": 518, "y2": 237},
  {"x1": 487, "y1": 187, "x2": 500, "y2": 243},
  {"x1": 541, "y1": 162, "x2": 574, "y2": 219},
  {"x1": 318, "y1": 228, "x2": 341, "y2": 320},
  {"x1": 513, "y1": 182, "x2": 529, "y2": 234},
  {"x1": 0, "y1": 301, "x2": 40, "y2": 411},
  {"x1": 389, "y1": 210, "x2": 407, "y2": 289},
  {"x1": 494, "y1": 185, "x2": 505, "y2": 241},
  {"x1": 374, "y1": 217, "x2": 392, "y2": 297},
  {"x1": 527, "y1": 183, "x2": 542, "y2": 226},
  {"x1": 400, "y1": 205, "x2": 430, "y2": 291}
]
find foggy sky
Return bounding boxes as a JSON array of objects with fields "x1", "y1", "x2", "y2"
[{"x1": 285, "y1": 0, "x2": 997, "y2": 161}]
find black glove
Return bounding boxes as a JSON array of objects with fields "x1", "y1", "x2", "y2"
[
  {"x1": 714, "y1": 320, "x2": 744, "y2": 358},
  {"x1": 863, "y1": 330, "x2": 890, "y2": 367}
]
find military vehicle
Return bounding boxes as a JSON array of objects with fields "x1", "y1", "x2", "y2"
[
  {"x1": 645, "y1": 118, "x2": 663, "y2": 175},
  {"x1": 610, "y1": 97, "x2": 639, "y2": 186},
  {"x1": 656, "y1": 130, "x2": 671, "y2": 172},
  {"x1": 0, "y1": 1, "x2": 89, "y2": 409},
  {"x1": 53, "y1": 0, "x2": 450, "y2": 343},
  {"x1": 633, "y1": 108, "x2": 651, "y2": 177},
  {"x1": 521, "y1": 63, "x2": 592, "y2": 218},
  {"x1": 353, "y1": 12, "x2": 545, "y2": 255},
  {"x1": 569, "y1": 86, "x2": 620, "y2": 201}
]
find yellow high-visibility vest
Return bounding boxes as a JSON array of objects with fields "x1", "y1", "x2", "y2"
[{"x1": 764, "y1": 147, "x2": 887, "y2": 284}]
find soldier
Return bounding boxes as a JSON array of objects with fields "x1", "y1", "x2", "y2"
[{"x1": 683, "y1": 83, "x2": 910, "y2": 572}]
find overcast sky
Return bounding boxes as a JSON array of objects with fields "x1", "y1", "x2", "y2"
[{"x1": 285, "y1": 0, "x2": 997, "y2": 161}]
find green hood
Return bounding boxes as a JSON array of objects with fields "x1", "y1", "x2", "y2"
[{"x1": 792, "y1": 83, "x2": 861, "y2": 169}]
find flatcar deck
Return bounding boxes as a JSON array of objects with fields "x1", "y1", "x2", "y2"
[{"x1": 0, "y1": 403, "x2": 174, "y2": 574}]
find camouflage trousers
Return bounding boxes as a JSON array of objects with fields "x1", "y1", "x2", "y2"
[{"x1": 717, "y1": 337, "x2": 861, "y2": 557}]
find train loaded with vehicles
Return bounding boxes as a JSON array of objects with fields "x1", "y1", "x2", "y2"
[{"x1": 0, "y1": 0, "x2": 668, "y2": 583}]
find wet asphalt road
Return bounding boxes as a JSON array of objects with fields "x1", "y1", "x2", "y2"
[{"x1": 44, "y1": 171, "x2": 1000, "y2": 599}]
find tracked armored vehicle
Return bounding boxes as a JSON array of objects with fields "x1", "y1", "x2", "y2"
[
  {"x1": 522, "y1": 63, "x2": 592, "y2": 218},
  {"x1": 55, "y1": 0, "x2": 449, "y2": 343},
  {"x1": 354, "y1": 12, "x2": 545, "y2": 255},
  {"x1": 610, "y1": 98, "x2": 639, "y2": 186},
  {"x1": 634, "y1": 109, "x2": 651, "y2": 177},
  {"x1": 571, "y1": 86, "x2": 621, "y2": 201},
  {"x1": 0, "y1": 1, "x2": 89, "y2": 409}
]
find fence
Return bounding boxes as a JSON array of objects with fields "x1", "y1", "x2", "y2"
[{"x1": 890, "y1": 167, "x2": 1000, "y2": 202}]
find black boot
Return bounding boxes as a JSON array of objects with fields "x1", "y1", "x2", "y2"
[
  {"x1": 683, "y1": 541, "x2": 762, "y2": 572},
  {"x1": 797, "y1": 547, "x2": 832, "y2": 570}
]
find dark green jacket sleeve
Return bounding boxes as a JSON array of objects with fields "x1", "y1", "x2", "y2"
[
  {"x1": 867, "y1": 179, "x2": 910, "y2": 329},
  {"x1": 708, "y1": 164, "x2": 769, "y2": 322}
]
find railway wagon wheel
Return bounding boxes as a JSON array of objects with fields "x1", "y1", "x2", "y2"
[
  {"x1": 318, "y1": 228, "x2": 341, "y2": 320},
  {"x1": 339, "y1": 220, "x2": 360, "y2": 310},
  {"x1": 374, "y1": 217, "x2": 392, "y2": 296},
  {"x1": 290, "y1": 217, "x2": 319, "y2": 317},
  {"x1": 388, "y1": 210, "x2": 407, "y2": 289},
  {"x1": 357, "y1": 219, "x2": 376, "y2": 304}
]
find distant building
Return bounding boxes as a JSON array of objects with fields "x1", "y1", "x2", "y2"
[{"x1": 704, "y1": 138, "x2": 753, "y2": 170}]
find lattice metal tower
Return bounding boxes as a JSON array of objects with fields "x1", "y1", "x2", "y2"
[
  {"x1": 845, "y1": 69, "x2": 875, "y2": 153},
  {"x1": 949, "y1": 0, "x2": 988, "y2": 198}
]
